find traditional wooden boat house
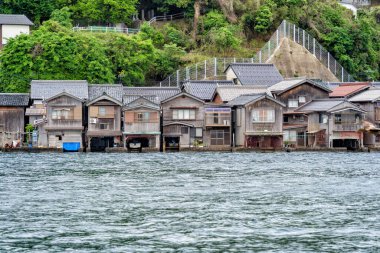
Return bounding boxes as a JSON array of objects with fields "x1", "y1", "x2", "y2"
[
  {"x1": 122, "y1": 87, "x2": 181, "y2": 151},
  {"x1": 0, "y1": 93, "x2": 30, "y2": 148},
  {"x1": 349, "y1": 88, "x2": 380, "y2": 147},
  {"x1": 28, "y1": 80, "x2": 89, "y2": 150},
  {"x1": 123, "y1": 96, "x2": 161, "y2": 151},
  {"x1": 295, "y1": 99, "x2": 366, "y2": 149},
  {"x1": 87, "y1": 85, "x2": 123, "y2": 151},
  {"x1": 268, "y1": 79, "x2": 331, "y2": 147},
  {"x1": 161, "y1": 92, "x2": 205, "y2": 150},
  {"x1": 228, "y1": 93, "x2": 285, "y2": 150}
]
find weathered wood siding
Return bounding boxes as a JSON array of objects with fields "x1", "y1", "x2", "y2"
[
  {"x1": 276, "y1": 83, "x2": 330, "y2": 112},
  {"x1": 88, "y1": 100, "x2": 121, "y2": 133},
  {"x1": 162, "y1": 95, "x2": 205, "y2": 128},
  {"x1": 0, "y1": 107, "x2": 25, "y2": 147},
  {"x1": 46, "y1": 95, "x2": 83, "y2": 129},
  {"x1": 124, "y1": 108, "x2": 160, "y2": 133},
  {"x1": 244, "y1": 99, "x2": 283, "y2": 133}
]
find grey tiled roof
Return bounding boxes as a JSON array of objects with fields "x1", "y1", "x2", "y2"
[
  {"x1": 0, "y1": 14, "x2": 33, "y2": 25},
  {"x1": 349, "y1": 89, "x2": 380, "y2": 102},
  {"x1": 227, "y1": 94, "x2": 265, "y2": 106},
  {"x1": 30, "y1": 80, "x2": 89, "y2": 100},
  {"x1": 215, "y1": 86, "x2": 271, "y2": 102},
  {"x1": 183, "y1": 80, "x2": 234, "y2": 101},
  {"x1": 123, "y1": 87, "x2": 181, "y2": 103},
  {"x1": 88, "y1": 84, "x2": 123, "y2": 101},
  {"x1": 0, "y1": 93, "x2": 29, "y2": 106},
  {"x1": 123, "y1": 95, "x2": 160, "y2": 105},
  {"x1": 295, "y1": 99, "x2": 345, "y2": 112},
  {"x1": 269, "y1": 79, "x2": 331, "y2": 94},
  {"x1": 227, "y1": 63, "x2": 283, "y2": 86}
]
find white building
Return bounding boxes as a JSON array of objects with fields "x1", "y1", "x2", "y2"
[{"x1": 0, "y1": 14, "x2": 33, "y2": 48}]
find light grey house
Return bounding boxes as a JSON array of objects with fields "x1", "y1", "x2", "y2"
[
  {"x1": 349, "y1": 88, "x2": 380, "y2": 147},
  {"x1": 27, "y1": 80, "x2": 88, "y2": 149},
  {"x1": 295, "y1": 99, "x2": 366, "y2": 149},
  {"x1": 228, "y1": 93, "x2": 285, "y2": 150}
]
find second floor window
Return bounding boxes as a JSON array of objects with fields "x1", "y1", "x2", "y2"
[
  {"x1": 288, "y1": 100, "x2": 299, "y2": 108},
  {"x1": 335, "y1": 114, "x2": 342, "y2": 124},
  {"x1": 136, "y1": 112, "x2": 150, "y2": 122},
  {"x1": 173, "y1": 109, "x2": 196, "y2": 120},
  {"x1": 52, "y1": 108, "x2": 73, "y2": 120},
  {"x1": 299, "y1": 96, "x2": 306, "y2": 103},
  {"x1": 252, "y1": 109, "x2": 275, "y2": 123},
  {"x1": 98, "y1": 107, "x2": 106, "y2": 116}
]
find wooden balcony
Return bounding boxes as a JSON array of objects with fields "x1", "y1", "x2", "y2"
[
  {"x1": 205, "y1": 114, "x2": 231, "y2": 127},
  {"x1": 333, "y1": 123, "x2": 362, "y2": 131}
]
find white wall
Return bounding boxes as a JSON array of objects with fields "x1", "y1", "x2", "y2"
[{"x1": 1, "y1": 25, "x2": 30, "y2": 45}]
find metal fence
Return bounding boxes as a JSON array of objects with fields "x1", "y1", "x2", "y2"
[
  {"x1": 159, "y1": 20, "x2": 355, "y2": 87},
  {"x1": 72, "y1": 26, "x2": 140, "y2": 34},
  {"x1": 148, "y1": 13, "x2": 185, "y2": 25}
]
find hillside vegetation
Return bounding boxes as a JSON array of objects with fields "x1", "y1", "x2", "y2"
[{"x1": 0, "y1": 0, "x2": 379, "y2": 92}]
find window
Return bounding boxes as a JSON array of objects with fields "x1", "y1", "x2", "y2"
[
  {"x1": 376, "y1": 135, "x2": 380, "y2": 143},
  {"x1": 334, "y1": 114, "x2": 342, "y2": 124},
  {"x1": 284, "y1": 131, "x2": 297, "y2": 142},
  {"x1": 299, "y1": 96, "x2": 306, "y2": 103},
  {"x1": 136, "y1": 112, "x2": 150, "y2": 122},
  {"x1": 283, "y1": 116, "x2": 289, "y2": 123},
  {"x1": 173, "y1": 109, "x2": 196, "y2": 120},
  {"x1": 288, "y1": 100, "x2": 299, "y2": 108},
  {"x1": 319, "y1": 113, "x2": 328, "y2": 124},
  {"x1": 98, "y1": 107, "x2": 106, "y2": 116},
  {"x1": 210, "y1": 130, "x2": 230, "y2": 146},
  {"x1": 355, "y1": 114, "x2": 361, "y2": 124},
  {"x1": 299, "y1": 115, "x2": 305, "y2": 122},
  {"x1": 99, "y1": 123, "x2": 109, "y2": 130},
  {"x1": 52, "y1": 108, "x2": 72, "y2": 120},
  {"x1": 252, "y1": 109, "x2": 275, "y2": 123},
  {"x1": 181, "y1": 126, "x2": 189, "y2": 134},
  {"x1": 195, "y1": 128, "x2": 203, "y2": 137}
]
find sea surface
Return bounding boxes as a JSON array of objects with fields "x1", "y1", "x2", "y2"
[{"x1": 0, "y1": 152, "x2": 379, "y2": 252}]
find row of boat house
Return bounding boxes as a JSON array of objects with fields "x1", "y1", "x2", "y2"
[{"x1": 1, "y1": 63, "x2": 380, "y2": 152}]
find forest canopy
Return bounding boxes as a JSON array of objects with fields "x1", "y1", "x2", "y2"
[{"x1": 0, "y1": 0, "x2": 379, "y2": 92}]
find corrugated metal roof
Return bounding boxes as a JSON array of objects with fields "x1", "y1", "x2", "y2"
[
  {"x1": 88, "y1": 84, "x2": 123, "y2": 101},
  {"x1": 215, "y1": 86, "x2": 271, "y2": 102},
  {"x1": 123, "y1": 87, "x2": 181, "y2": 103},
  {"x1": 0, "y1": 14, "x2": 33, "y2": 25},
  {"x1": 183, "y1": 80, "x2": 234, "y2": 101},
  {"x1": 349, "y1": 89, "x2": 380, "y2": 102},
  {"x1": 31, "y1": 80, "x2": 89, "y2": 100},
  {"x1": 227, "y1": 63, "x2": 283, "y2": 86},
  {"x1": 330, "y1": 82, "x2": 370, "y2": 97},
  {"x1": 296, "y1": 99, "x2": 344, "y2": 112},
  {"x1": 0, "y1": 93, "x2": 29, "y2": 106}
]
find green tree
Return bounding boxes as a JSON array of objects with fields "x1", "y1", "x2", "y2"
[
  {"x1": 0, "y1": 20, "x2": 114, "y2": 92},
  {"x1": 50, "y1": 7, "x2": 73, "y2": 28},
  {"x1": 73, "y1": 0, "x2": 138, "y2": 24}
]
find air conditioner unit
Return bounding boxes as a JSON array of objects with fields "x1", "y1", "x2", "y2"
[
  {"x1": 223, "y1": 120, "x2": 230, "y2": 125},
  {"x1": 90, "y1": 118, "x2": 97, "y2": 124}
]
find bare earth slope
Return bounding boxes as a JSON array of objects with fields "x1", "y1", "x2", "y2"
[{"x1": 267, "y1": 38, "x2": 339, "y2": 82}]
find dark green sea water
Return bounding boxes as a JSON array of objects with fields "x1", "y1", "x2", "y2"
[{"x1": 0, "y1": 152, "x2": 379, "y2": 252}]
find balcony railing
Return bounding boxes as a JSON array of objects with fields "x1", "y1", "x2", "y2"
[
  {"x1": 205, "y1": 115, "x2": 231, "y2": 126},
  {"x1": 333, "y1": 123, "x2": 362, "y2": 131}
]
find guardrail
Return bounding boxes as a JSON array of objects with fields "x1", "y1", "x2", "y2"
[
  {"x1": 72, "y1": 26, "x2": 140, "y2": 34},
  {"x1": 340, "y1": 0, "x2": 371, "y2": 7},
  {"x1": 158, "y1": 20, "x2": 355, "y2": 87},
  {"x1": 148, "y1": 13, "x2": 185, "y2": 25}
]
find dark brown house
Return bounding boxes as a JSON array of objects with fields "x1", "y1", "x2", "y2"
[
  {"x1": 268, "y1": 79, "x2": 331, "y2": 147},
  {"x1": 161, "y1": 92, "x2": 205, "y2": 150},
  {"x1": 0, "y1": 93, "x2": 29, "y2": 148}
]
